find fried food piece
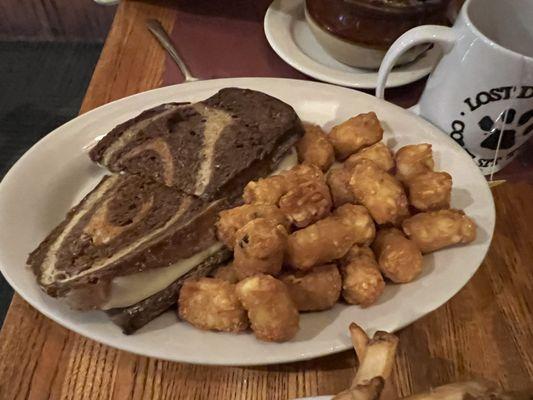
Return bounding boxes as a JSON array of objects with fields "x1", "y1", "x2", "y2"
[
  {"x1": 340, "y1": 246, "x2": 385, "y2": 306},
  {"x1": 372, "y1": 228, "x2": 423, "y2": 283},
  {"x1": 244, "y1": 164, "x2": 332, "y2": 228},
  {"x1": 342, "y1": 244, "x2": 375, "y2": 264},
  {"x1": 297, "y1": 124, "x2": 335, "y2": 171},
  {"x1": 283, "y1": 163, "x2": 324, "y2": 182},
  {"x1": 333, "y1": 324, "x2": 398, "y2": 400},
  {"x1": 334, "y1": 204, "x2": 376, "y2": 245},
  {"x1": 345, "y1": 142, "x2": 394, "y2": 172},
  {"x1": 235, "y1": 274, "x2": 299, "y2": 342},
  {"x1": 327, "y1": 166, "x2": 355, "y2": 207},
  {"x1": 406, "y1": 170, "x2": 452, "y2": 211},
  {"x1": 349, "y1": 325, "x2": 399, "y2": 387},
  {"x1": 216, "y1": 204, "x2": 289, "y2": 249},
  {"x1": 280, "y1": 264, "x2": 341, "y2": 311},
  {"x1": 349, "y1": 159, "x2": 409, "y2": 225},
  {"x1": 278, "y1": 172, "x2": 332, "y2": 228},
  {"x1": 333, "y1": 377, "x2": 385, "y2": 400},
  {"x1": 233, "y1": 218, "x2": 288, "y2": 279},
  {"x1": 212, "y1": 263, "x2": 239, "y2": 284},
  {"x1": 402, "y1": 209, "x2": 476, "y2": 253},
  {"x1": 395, "y1": 143, "x2": 434, "y2": 182},
  {"x1": 178, "y1": 278, "x2": 248, "y2": 333},
  {"x1": 287, "y1": 204, "x2": 375, "y2": 270},
  {"x1": 243, "y1": 175, "x2": 289, "y2": 205},
  {"x1": 329, "y1": 112, "x2": 384, "y2": 160}
]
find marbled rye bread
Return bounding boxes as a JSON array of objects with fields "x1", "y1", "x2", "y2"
[
  {"x1": 89, "y1": 88, "x2": 304, "y2": 199},
  {"x1": 28, "y1": 174, "x2": 227, "y2": 299}
]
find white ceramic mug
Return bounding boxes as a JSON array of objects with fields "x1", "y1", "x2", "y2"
[{"x1": 376, "y1": 0, "x2": 533, "y2": 174}]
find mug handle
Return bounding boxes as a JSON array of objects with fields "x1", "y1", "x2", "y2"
[{"x1": 375, "y1": 25, "x2": 457, "y2": 99}]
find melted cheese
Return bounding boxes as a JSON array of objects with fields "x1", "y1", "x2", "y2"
[
  {"x1": 271, "y1": 147, "x2": 298, "y2": 175},
  {"x1": 101, "y1": 243, "x2": 223, "y2": 310}
]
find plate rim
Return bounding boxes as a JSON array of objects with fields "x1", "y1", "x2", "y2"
[
  {"x1": 0, "y1": 77, "x2": 495, "y2": 366},
  {"x1": 263, "y1": 0, "x2": 439, "y2": 90}
]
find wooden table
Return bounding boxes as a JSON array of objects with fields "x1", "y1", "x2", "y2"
[{"x1": 1, "y1": 1, "x2": 532, "y2": 399}]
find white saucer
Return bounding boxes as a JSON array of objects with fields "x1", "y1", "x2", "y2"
[{"x1": 264, "y1": 0, "x2": 441, "y2": 89}]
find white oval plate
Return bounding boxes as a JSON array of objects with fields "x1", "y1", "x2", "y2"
[
  {"x1": 0, "y1": 78, "x2": 494, "y2": 366},
  {"x1": 264, "y1": 0, "x2": 441, "y2": 89}
]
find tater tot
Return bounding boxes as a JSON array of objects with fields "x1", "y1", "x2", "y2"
[
  {"x1": 286, "y1": 204, "x2": 375, "y2": 270},
  {"x1": 395, "y1": 143, "x2": 434, "y2": 182},
  {"x1": 233, "y1": 218, "x2": 288, "y2": 279},
  {"x1": 329, "y1": 112, "x2": 384, "y2": 160},
  {"x1": 279, "y1": 178, "x2": 332, "y2": 228},
  {"x1": 402, "y1": 209, "x2": 476, "y2": 253},
  {"x1": 349, "y1": 159, "x2": 409, "y2": 225},
  {"x1": 280, "y1": 264, "x2": 341, "y2": 311},
  {"x1": 296, "y1": 124, "x2": 335, "y2": 171},
  {"x1": 178, "y1": 278, "x2": 248, "y2": 333},
  {"x1": 236, "y1": 274, "x2": 299, "y2": 342},
  {"x1": 216, "y1": 204, "x2": 289, "y2": 249},
  {"x1": 406, "y1": 171, "x2": 452, "y2": 211},
  {"x1": 334, "y1": 204, "x2": 376, "y2": 245},
  {"x1": 340, "y1": 246, "x2": 385, "y2": 307},
  {"x1": 278, "y1": 164, "x2": 332, "y2": 228},
  {"x1": 244, "y1": 164, "x2": 332, "y2": 228},
  {"x1": 372, "y1": 228, "x2": 423, "y2": 283},
  {"x1": 213, "y1": 263, "x2": 240, "y2": 284},
  {"x1": 327, "y1": 166, "x2": 355, "y2": 207},
  {"x1": 345, "y1": 142, "x2": 394, "y2": 172},
  {"x1": 342, "y1": 244, "x2": 375, "y2": 264},
  {"x1": 243, "y1": 175, "x2": 289, "y2": 205}
]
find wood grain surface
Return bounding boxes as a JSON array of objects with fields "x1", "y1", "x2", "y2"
[{"x1": 0, "y1": 1, "x2": 532, "y2": 399}]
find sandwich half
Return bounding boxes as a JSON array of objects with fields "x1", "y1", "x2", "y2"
[{"x1": 90, "y1": 87, "x2": 303, "y2": 200}]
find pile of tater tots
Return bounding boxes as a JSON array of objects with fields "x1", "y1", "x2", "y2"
[{"x1": 178, "y1": 112, "x2": 477, "y2": 342}]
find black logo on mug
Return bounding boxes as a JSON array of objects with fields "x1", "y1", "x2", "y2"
[
  {"x1": 478, "y1": 108, "x2": 533, "y2": 150},
  {"x1": 449, "y1": 85, "x2": 533, "y2": 168}
]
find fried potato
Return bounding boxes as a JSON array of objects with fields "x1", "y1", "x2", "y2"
[
  {"x1": 372, "y1": 228, "x2": 423, "y2": 283},
  {"x1": 402, "y1": 209, "x2": 476, "y2": 253},
  {"x1": 233, "y1": 218, "x2": 288, "y2": 279},
  {"x1": 213, "y1": 263, "x2": 239, "y2": 284},
  {"x1": 395, "y1": 143, "x2": 434, "y2": 182},
  {"x1": 235, "y1": 274, "x2": 299, "y2": 342},
  {"x1": 342, "y1": 244, "x2": 375, "y2": 264},
  {"x1": 327, "y1": 166, "x2": 355, "y2": 207},
  {"x1": 279, "y1": 172, "x2": 332, "y2": 228},
  {"x1": 345, "y1": 142, "x2": 394, "y2": 172},
  {"x1": 286, "y1": 218, "x2": 354, "y2": 270},
  {"x1": 243, "y1": 175, "x2": 289, "y2": 205},
  {"x1": 406, "y1": 170, "x2": 452, "y2": 211},
  {"x1": 349, "y1": 159, "x2": 409, "y2": 225},
  {"x1": 287, "y1": 204, "x2": 375, "y2": 270},
  {"x1": 178, "y1": 278, "x2": 248, "y2": 333},
  {"x1": 329, "y1": 112, "x2": 384, "y2": 160},
  {"x1": 280, "y1": 264, "x2": 341, "y2": 311},
  {"x1": 244, "y1": 164, "x2": 332, "y2": 228},
  {"x1": 334, "y1": 204, "x2": 376, "y2": 245},
  {"x1": 216, "y1": 204, "x2": 289, "y2": 249},
  {"x1": 297, "y1": 124, "x2": 335, "y2": 171},
  {"x1": 340, "y1": 246, "x2": 385, "y2": 307}
]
